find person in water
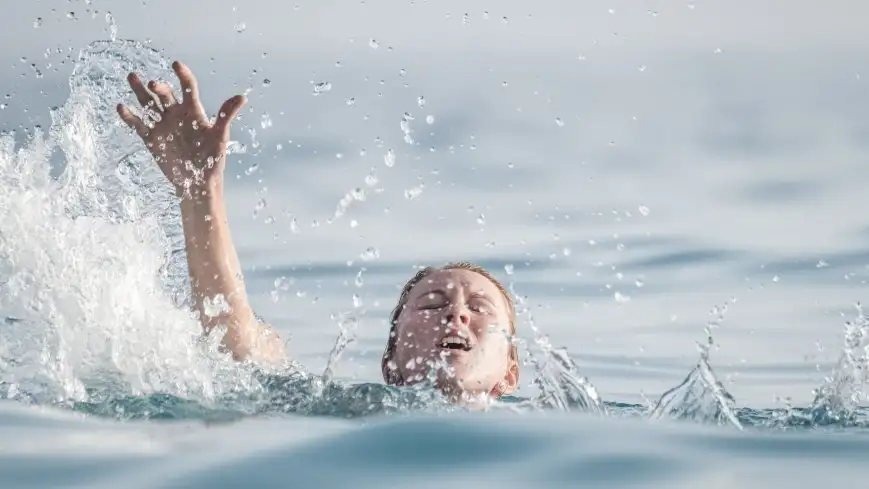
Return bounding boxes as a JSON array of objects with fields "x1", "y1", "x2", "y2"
[{"x1": 116, "y1": 61, "x2": 519, "y2": 404}]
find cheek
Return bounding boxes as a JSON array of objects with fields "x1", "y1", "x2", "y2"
[
  {"x1": 477, "y1": 322, "x2": 512, "y2": 354},
  {"x1": 394, "y1": 317, "x2": 443, "y2": 353}
]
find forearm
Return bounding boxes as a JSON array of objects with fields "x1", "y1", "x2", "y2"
[{"x1": 180, "y1": 180, "x2": 260, "y2": 359}]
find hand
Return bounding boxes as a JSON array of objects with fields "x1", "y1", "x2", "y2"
[{"x1": 117, "y1": 60, "x2": 246, "y2": 198}]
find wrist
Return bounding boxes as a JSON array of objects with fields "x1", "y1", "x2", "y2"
[{"x1": 177, "y1": 178, "x2": 224, "y2": 204}]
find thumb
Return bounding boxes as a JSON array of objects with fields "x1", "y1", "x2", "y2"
[{"x1": 213, "y1": 94, "x2": 246, "y2": 136}]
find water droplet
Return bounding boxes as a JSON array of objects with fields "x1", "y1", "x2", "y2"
[
  {"x1": 462, "y1": 12, "x2": 471, "y2": 25},
  {"x1": 262, "y1": 78, "x2": 272, "y2": 87},
  {"x1": 614, "y1": 292, "x2": 631, "y2": 303},
  {"x1": 352, "y1": 294, "x2": 363, "y2": 308},
  {"x1": 384, "y1": 149, "x2": 396, "y2": 167},
  {"x1": 245, "y1": 163, "x2": 259, "y2": 176},
  {"x1": 365, "y1": 171, "x2": 379, "y2": 186},
  {"x1": 772, "y1": 275, "x2": 780, "y2": 283},
  {"x1": 425, "y1": 115, "x2": 435, "y2": 125},
  {"x1": 289, "y1": 217, "x2": 300, "y2": 233},
  {"x1": 234, "y1": 22, "x2": 247, "y2": 33},
  {"x1": 638, "y1": 205, "x2": 650, "y2": 216},
  {"x1": 816, "y1": 260, "x2": 829, "y2": 268},
  {"x1": 476, "y1": 214, "x2": 486, "y2": 225},
  {"x1": 369, "y1": 38, "x2": 380, "y2": 49},
  {"x1": 312, "y1": 81, "x2": 332, "y2": 95},
  {"x1": 33, "y1": 17, "x2": 43, "y2": 28},
  {"x1": 504, "y1": 264, "x2": 515, "y2": 275},
  {"x1": 67, "y1": 12, "x2": 77, "y2": 20},
  {"x1": 354, "y1": 270, "x2": 365, "y2": 287},
  {"x1": 404, "y1": 185, "x2": 424, "y2": 200},
  {"x1": 260, "y1": 113, "x2": 272, "y2": 129},
  {"x1": 638, "y1": 65, "x2": 647, "y2": 72},
  {"x1": 562, "y1": 247, "x2": 572, "y2": 256},
  {"x1": 360, "y1": 247, "x2": 380, "y2": 261},
  {"x1": 555, "y1": 117, "x2": 564, "y2": 127},
  {"x1": 106, "y1": 11, "x2": 117, "y2": 41},
  {"x1": 635, "y1": 279, "x2": 645, "y2": 288}
]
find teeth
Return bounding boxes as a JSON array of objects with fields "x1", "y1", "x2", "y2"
[{"x1": 440, "y1": 337, "x2": 468, "y2": 349}]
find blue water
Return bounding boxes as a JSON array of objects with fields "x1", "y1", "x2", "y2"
[{"x1": 3, "y1": 2, "x2": 869, "y2": 487}]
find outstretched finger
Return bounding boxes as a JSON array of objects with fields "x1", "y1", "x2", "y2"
[
  {"x1": 172, "y1": 60, "x2": 200, "y2": 107},
  {"x1": 148, "y1": 80, "x2": 177, "y2": 108},
  {"x1": 127, "y1": 73, "x2": 159, "y2": 109},
  {"x1": 117, "y1": 103, "x2": 147, "y2": 137},
  {"x1": 213, "y1": 94, "x2": 246, "y2": 137}
]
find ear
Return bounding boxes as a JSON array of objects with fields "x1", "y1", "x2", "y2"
[{"x1": 491, "y1": 357, "x2": 519, "y2": 397}]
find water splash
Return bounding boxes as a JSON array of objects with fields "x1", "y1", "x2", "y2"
[
  {"x1": 807, "y1": 304, "x2": 869, "y2": 425},
  {"x1": 648, "y1": 303, "x2": 742, "y2": 428},
  {"x1": 507, "y1": 283, "x2": 604, "y2": 414},
  {"x1": 0, "y1": 39, "x2": 254, "y2": 407},
  {"x1": 320, "y1": 314, "x2": 359, "y2": 387}
]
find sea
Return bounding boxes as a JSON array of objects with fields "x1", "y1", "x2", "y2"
[{"x1": 1, "y1": 1, "x2": 869, "y2": 487}]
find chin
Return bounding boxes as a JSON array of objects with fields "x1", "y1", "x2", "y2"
[{"x1": 435, "y1": 370, "x2": 492, "y2": 398}]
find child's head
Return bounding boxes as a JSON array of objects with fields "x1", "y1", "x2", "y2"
[{"x1": 382, "y1": 262, "x2": 519, "y2": 399}]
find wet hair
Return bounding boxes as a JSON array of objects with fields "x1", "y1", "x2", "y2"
[{"x1": 381, "y1": 261, "x2": 519, "y2": 387}]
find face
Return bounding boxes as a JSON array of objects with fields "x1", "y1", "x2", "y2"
[{"x1": 390, "y1": 268, "x2": 518, "y2": 398}]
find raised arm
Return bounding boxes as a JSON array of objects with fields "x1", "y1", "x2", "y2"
[{"x1": 117, "y1": 60, "x2": 284, "y2": 364}]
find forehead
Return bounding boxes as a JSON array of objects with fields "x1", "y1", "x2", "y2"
[{"x1": 410, "y1": 268, "x2": 503, "y2": 298}]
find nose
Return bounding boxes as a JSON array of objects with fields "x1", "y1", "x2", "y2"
[{"x1": 444, "y1": 304, "x2": 471, "y2": 327}]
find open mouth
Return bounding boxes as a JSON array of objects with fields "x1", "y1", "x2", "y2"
[{"x1": 440, "y1": 336, "x2": 471, "y2": 351}]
